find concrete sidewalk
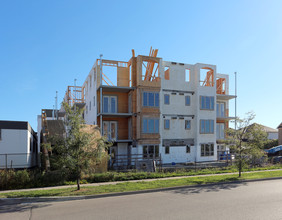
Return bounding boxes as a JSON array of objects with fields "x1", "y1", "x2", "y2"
[{"x1": 1, "y1": 169, "x2": 282, "y2": 194}]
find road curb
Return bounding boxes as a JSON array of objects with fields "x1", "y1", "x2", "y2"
[{"x1": 1, "y1": 176, "x2": 282, "y2": 204}]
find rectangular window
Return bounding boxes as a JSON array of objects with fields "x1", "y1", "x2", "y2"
[
  {"x1": 164, "y1": 94, "x2": 170, "y2": 105},
  {"x1": 143, "y1": 145, "x2": 159, "y2": 158},
  {"x1": 200, "y1": 120, "x2": 214, "y2": 134},
  {"x1": 149, "y1": 93, "x2": 154, "y2": 106},
  {"x1": 216, "y1": 123, "x2": 225, "y2": 139},
  {"x1": 185, "y1": 96, "x2": 190, "y2": 106},
  {"x1": 89, "y1": 101, "x2": 91, "y2": 111},
  {"x1": 164, "y1": 119, "x2": 170, "y2": 129},
  {"x1": 93, "y1": 96, "x2": 95, "y2": 106},
  {"x1": 200, "y1": 96, "x2": 214, "y2": 110},
  {"x1": 142, "y1": 118, "x2": 159, "y2": 134},
  {"x1": 143, "y1": 92, "x2": 148, "y2": 106},
  {"x1": 201, "y1": 143, "x2": 214, "y2": 157},
  {"x1": 103, "y1": 97, "x2": 108, "y2": 113},
  {"x1": 185, "y1": 69, "x2": 190, "y2": 82},
  {"x1": 143, "y1": 92, "x2": 159, "y2": 107},
  {"x1": 103, "y1": 96, "x2": 117, "y2": 113},
  {"x1": 185, "y1": 120, "x2": 191, "y2": 130},
  {"x1": 143, "y1": 119, "x2": 148, "y2": 133},
  {"x1": 216, "y1": 102, "x2": 225, "y2": 117},
  {"x1": 186, "y1": 145, "x2": 190, "y2": 153},
  {"x1": 165, "y1": 146, "x2": 170, "y2": 154}
]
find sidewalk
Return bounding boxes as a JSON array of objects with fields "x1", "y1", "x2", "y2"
[{"x1": 1, "y1": 169, "x2": 282, "y2": 194}]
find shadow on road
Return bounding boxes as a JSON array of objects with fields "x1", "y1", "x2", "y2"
[
  {"x1": 0, "y1": 199, "x2": 50, "y2": 214},
  {"x1": 168, "y1": 181, "x2": 248, "y2": 195}
]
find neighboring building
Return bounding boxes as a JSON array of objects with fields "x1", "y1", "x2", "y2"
[
  {"x1": 37, "y1": 109, "x2": 66, "y2": 170},
  {"x1": 278, "y1": 123, "x2": 282, "y2": 145},
  {"x1": 244, "y1": 123, "x2": 278, "y2": 140},
  {"x1": 260, "y1": 124, "x2": 278, "y2": 140},
  {"x1": 62, "y1": 49, "x2": 235, "y2": 167},
  {"x1": 0, "y1": 120, "x2": 38, "y2": 169}
]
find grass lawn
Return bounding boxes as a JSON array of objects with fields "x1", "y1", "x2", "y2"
[{"x1": 1, "y1": 170, "x2": 282, "y2": 198}]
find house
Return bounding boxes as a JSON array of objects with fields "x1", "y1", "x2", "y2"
[
  {"x1": 62, "y1": 49, "x2": 235, "y2": 168},
  {"x1": 246, "y1": 123, "x2": 278, "y2": 140},
  {"x1": 0, "y1": 120, "x2": 38, "y2": 169}
]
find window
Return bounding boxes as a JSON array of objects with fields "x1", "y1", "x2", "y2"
[
  {"x1": 142, "y1": 118, "x2": 159, "y2": 133},
  {"x1": 216, "y1": 123, "x2": 225, "y2": 139},
  {"x1": 165, "y1": 146, "x2": 170, "y2": 154},
  {"x1": 185, "y1": 120, "x2": 191, "y2": 130},
  {"x1": 164, "y1": 67, "x2": 170, "y2": 80},
  {"x1": 143, "y1": 92, "x2": 159, "y2": 107},
  {"x1": 200, "y1": 120, "x2": 214, "y2": 134},
  {"x1": 143, "y1": 145, "x2": 159, "y2": 158},
  {"x1": 164, "y1": 119, "x2": 170, "y2": 129},
  {"x1": 200, "y1": 96, "x2": 214, "y2": 110},
  {"x1": 164, "y1": 94, "x2": 170, "y2": 105},
  {"x1": 186, "y1": 145, "x2": 190, "y2": 153},
  {"x1": 89, "y1": 101, "x2": 91, "y2": 111},
  {"x1": 86, "y1": 105, "x2": 88, "y2": 114},
  {"x1": 103, "y1": 96, "x2": 117, "y2": 113},
  {"x1": 201, "y1": 143, "x2": 214, "y2": 156},
  {"x1": 216, "y1": 102, "x2": 225, "y2": 117},
  {"x1": 185, "y1": 96, "x2": 190, "y2": 106},
  {"x1": 103, "y1": 121, "x2": 117, "y2": 140},
  {"x1": 185, "y1": 69, "x2": 190, "y2": 82},
  {"x1": 93, "y1": 96, "x2": 95, "y2": 106}
]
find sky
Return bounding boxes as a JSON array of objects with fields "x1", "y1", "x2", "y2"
[{"x1": 0, "y1": 0, "x2": 282, "y2": 131}]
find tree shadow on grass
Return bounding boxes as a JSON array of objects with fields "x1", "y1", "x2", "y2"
[
  {"x1": 166, "y1": 179, "x2": 248, "y2": 195},
  {"x1": 0, "y1": 199, "x2": 51, "y2": 214}
]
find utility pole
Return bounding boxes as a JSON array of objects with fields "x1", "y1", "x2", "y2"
[
  {"x1": 74, "y1": 79, "x2": 77, "y2": 111},
  {"x1": 235, "y1": 72, "x2": 237, "y2": 130},
  {"x1": 55, "y1": 91, "x2": 58, "y2": 120},
  {"x1": 100, "y1": 54, "x2": 103, "y2": 134}
]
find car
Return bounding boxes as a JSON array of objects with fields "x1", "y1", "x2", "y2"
[{"x1": 272, "y1": 156, "x2": 282, "y2": 164}]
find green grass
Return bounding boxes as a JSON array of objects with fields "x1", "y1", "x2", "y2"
[{"x1": 1, "y1": 170, "x2": 282, "y2": 198}]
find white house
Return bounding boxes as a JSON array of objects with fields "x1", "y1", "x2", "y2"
[{"x1": 0, "y1": 120, "x2": 38, "y2": 169}]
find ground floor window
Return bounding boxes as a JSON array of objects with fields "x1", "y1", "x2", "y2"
[
  {"x1": 186, "y1": 145, "x2": 190, "y2": 153},
  {"x1": 165, "y1": 146, "x2": 170, "y2": 154},
  {"x1": 201, "y1": 143, "x2": 214, "y2": 156},
  {"x1": 143, "y1": 145, "x2": 159, "y2": 158}
]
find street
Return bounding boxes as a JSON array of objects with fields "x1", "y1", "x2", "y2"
[{"x1": 1, "y1": 179, "x2": 282, "y2": 220}]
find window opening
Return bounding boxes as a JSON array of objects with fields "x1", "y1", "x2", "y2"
[
  {"x1": 200, "y1": 67, "x2": 214, "y2": 87},
  {"x1": 164, "y1": 67, "x2": 170, "y2": 80},
  {"x1": 185, "y1": 69, "x2": 190, "y2": 82}
]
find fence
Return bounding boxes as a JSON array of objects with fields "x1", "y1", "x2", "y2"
[
  {"x1": 0, "y1": 153, "x2": 39, "y2": 169},
  {"x1": 109, "y1": 153, "x2": 162, "y2": 171}
]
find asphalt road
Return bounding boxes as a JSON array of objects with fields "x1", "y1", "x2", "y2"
[{"x1": 1, "y1": 179, "x2": 282, "y2": 220}]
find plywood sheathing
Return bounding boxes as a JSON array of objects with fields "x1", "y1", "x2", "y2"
[
  {"x1": 128, "y1": 57, "x2": 137, "y2": 87},
  {"x1": 117, "y1": 67, "x2": 129, "y2": 87}
]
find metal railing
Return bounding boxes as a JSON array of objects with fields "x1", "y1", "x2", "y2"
[{"x1": 0, "y1": 153, "x2": 40, "y2": 169}]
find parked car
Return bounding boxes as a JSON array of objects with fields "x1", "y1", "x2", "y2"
[{"x1": 272, "y1": 156, "x2": 282, "y2": 164}]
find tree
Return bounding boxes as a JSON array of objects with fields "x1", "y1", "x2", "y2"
[
  {"x1": 227, "y1": 112, "x2": 268, "y2": 177},
  {"x1": 52, "y1": 103, "x2": 110, "y2": 190}
]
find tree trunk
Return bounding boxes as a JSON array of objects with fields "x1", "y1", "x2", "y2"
[{"x1": 77, "y1": 177, "x2": 80, "y2": 190}]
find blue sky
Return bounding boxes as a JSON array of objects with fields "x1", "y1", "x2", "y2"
[{"x1": 1, "y1": 0, "x2": 282, "y2": 131}]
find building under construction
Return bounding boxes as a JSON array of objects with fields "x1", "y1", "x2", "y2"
[{"x1": 61, "y1": 48, "x2": 235, "y2": 169}]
